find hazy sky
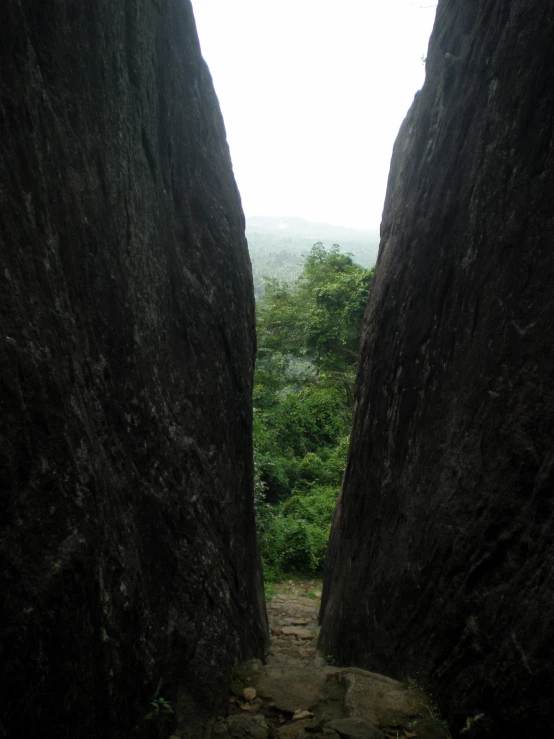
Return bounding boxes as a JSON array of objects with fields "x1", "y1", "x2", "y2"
[{"x1": 191, "y1": 1, "x2": 437, "y2": 230}]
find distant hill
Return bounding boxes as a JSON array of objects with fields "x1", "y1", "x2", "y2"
[{"x1": 246, "y1": 216, "x2": 380, "y2": 294}]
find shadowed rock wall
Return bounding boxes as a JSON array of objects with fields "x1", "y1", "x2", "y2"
[
  {"x1": 0, "y1": 1, "x2": 267, "y2": 736},
  {"x1": 320, "y1": 1, "x2": 554, "y2": 735}
]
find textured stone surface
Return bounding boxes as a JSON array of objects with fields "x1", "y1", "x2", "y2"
[
  {"x1": 327, "y1": 719, "x2": 384, "y2": 739},
  {"x1": 253, "y1": 663, "x2": 331, "y2": 714},
  {"x1": 338, "y1": 669, "x2": 428, "y2": 729},
  {"x1": 229, "y1": 591, "x2": 438, "y2": 738},
  {"x1": 276, "y1": 719, "x2": 323, "y2": 739},
  {"x1": 227, "y1": 714, "x2": 269, "y2": 739},
  {"x1": 321, "y1": 0, "x2": 554, "y2": 736},
  {"x1": 0, "y1": 1, "x2": 267, "y2": 737}
]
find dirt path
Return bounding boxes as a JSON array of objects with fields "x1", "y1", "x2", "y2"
[
  {"x1": 204, "y1": 582, "x2": 449, "y2": 739},
  {"x1": 266, "y1": 581, "x2": 323, "y2": 666}
]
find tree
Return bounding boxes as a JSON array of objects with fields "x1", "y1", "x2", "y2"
[
  {"x1": 253, "y1": 244, "x2": 373, "y2": 578},
  {"x1": 256, "y1": 242, "x2": 373, "y2": 398}
]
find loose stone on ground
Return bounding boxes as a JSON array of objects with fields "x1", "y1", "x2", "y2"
[{"x1": 207, "y1": 581, "x2": 448, "y2": 739}]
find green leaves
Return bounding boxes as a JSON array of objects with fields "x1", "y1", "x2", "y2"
[
  {"x1": 256, "y1": 243, "x2": 373, "y2": 379},
  {"x1": 144, "y1": 697, "x2": 174, "y2": 721},
  {"x1": 253, "y1": 243, "x2": 371, "y2": 578}
]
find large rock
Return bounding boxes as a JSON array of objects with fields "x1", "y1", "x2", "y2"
[
  {"x1": 251, "y1": 661, "x2": 333, "y2": 714},
  {"x1": 338, "y1": 669, "x2": 428, "y2": 730},
  {"x1": 227, "y1": 714, "x2": 269, "y2": 739},
  {"x1": 327, "y1": 719, "x2": 383, "y2": 739},
  {"x1": 320, "y1": 0, "x2": 554, "y2": 735},
  {"x1": 0, "y1": 1, "x2": 267, "y2": 737}
]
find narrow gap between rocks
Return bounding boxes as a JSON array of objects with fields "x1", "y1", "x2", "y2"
[{"x1": 204, "y1": 581, "x2": 449, "y2": 739}]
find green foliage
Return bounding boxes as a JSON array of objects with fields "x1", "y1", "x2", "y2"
[
  {"x1": 460, "y1": 713, "x2": 485, "y2": 734},
  {"x1": 254, "y1": 243, "x2": 370, "y2": 580},
  {"x1": 144, "y1": 697, "x2": 174, "y2": 722},
  {"x1": 257, "y1": 243, "x2": 373, "y2": 380},
  {"x1": 246, "y1": 216, "x2": 379, "y2": 295},
  {"x1": 281, "y1": 486, "x2": 337, "y2": 524},
  {"x1": 425, "y1": 700, "x2": 452, "y2": 739},
  {"x1": 263, "y1": 515, "x2": 317, "y2": 572},
  {"x1": 267, "y1": 386, "x2": 347, "y2": 458},
  {"x1": 256, "y1": 453, "x2": 291, "y2": 501},
  {"x1": 300, "y1": 243, "x2": 372, "y2": 372}
]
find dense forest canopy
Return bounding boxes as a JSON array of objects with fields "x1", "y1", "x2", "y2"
[
  {"x1": 247, "y1": 216, "x2": 379, "y2": 294},
  {"x1": 253, "y1": 242, "x2": 373, "y2": 581}
]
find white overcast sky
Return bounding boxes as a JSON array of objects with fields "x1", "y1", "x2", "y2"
[{"x1": 191, "y1": 1, "x2": 437, "y2": 230}]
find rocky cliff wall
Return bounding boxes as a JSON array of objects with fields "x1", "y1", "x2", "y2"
[
  {"x1": 320, "y1": 1, "x2": 554, "y2": 735},
  {"x1": 0, "y1": 2, "x2": 267, "y2": 737}
]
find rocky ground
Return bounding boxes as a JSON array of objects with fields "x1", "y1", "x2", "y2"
[{"x1": 200, "y1": 582, "x2": 450, "y2": 739}]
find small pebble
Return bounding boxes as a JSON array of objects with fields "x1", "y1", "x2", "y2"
[{"x1": 243, "y1": 687, "x2": 257, "y2": 701}]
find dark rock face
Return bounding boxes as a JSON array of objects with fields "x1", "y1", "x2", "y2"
[
  {"x1": 0, "y1": 2, "x2": 267, "y2": 736},
  {"x1": 320, "y1": 1, "x2": 554, "y2": 735}
]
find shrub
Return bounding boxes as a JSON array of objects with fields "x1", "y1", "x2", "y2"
[
  {"x1": 261, "y1": 515, "x2": 315, "y2": 572},
  {"x1": 295, "y1": 453, "x2": 332, "y2": 488},
  {"x1": 259, "y1": 485, "x2": 337, "y2": 576},
  {"x1": 281, "y1": 487, "x2": 337, "y2": 526},
  {"x1": 257, "y1": 454, "x2": 290, "y2": 502}
]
